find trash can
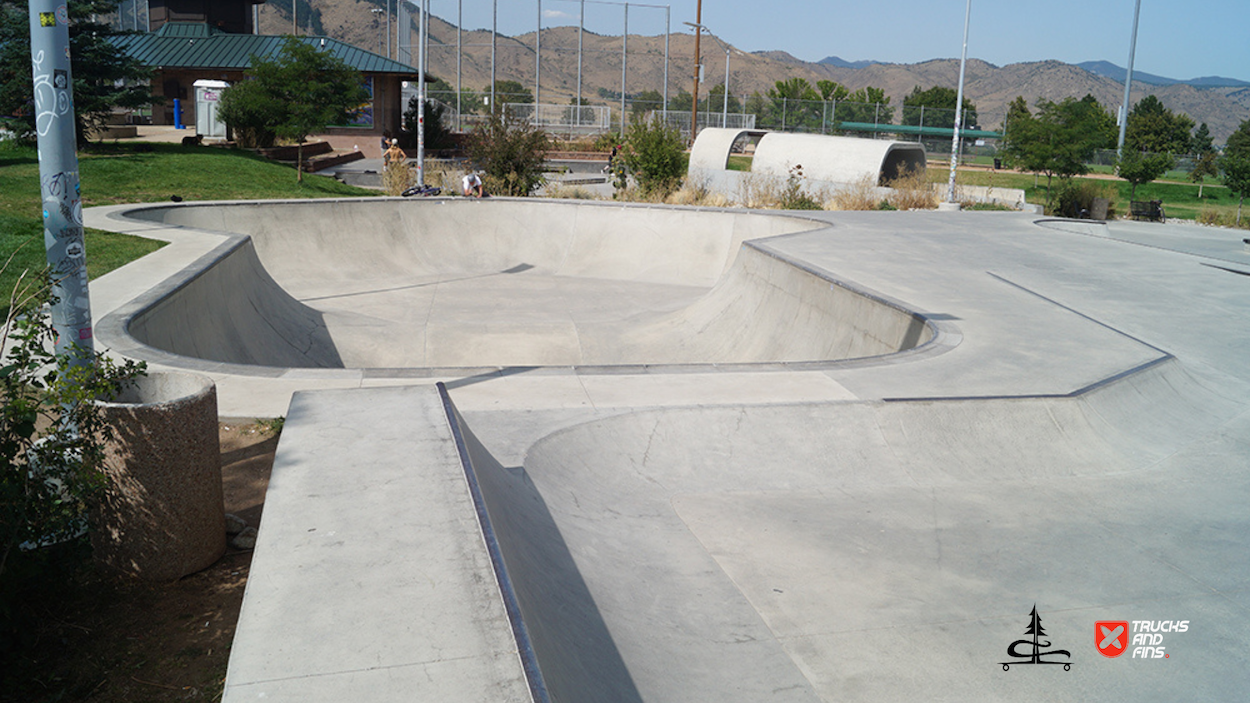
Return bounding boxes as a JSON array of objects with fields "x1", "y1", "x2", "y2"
[
  {"x1": 993, "y1": 158, "x2": 1002, "y2": 170},
  {"x1": 92, "y1": 372, "x2": 224, "y2": 580}
]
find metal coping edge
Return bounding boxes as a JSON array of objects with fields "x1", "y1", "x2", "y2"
[{"x1": 436, "y1": 382, "x2": 552, "y2": 703}]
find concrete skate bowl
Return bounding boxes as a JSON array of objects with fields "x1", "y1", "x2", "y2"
[{"x1": 108, "y1": 198, "x2": 938, "y2": 373}]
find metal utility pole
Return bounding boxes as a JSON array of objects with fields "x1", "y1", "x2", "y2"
[
  {"x1": 535, "y1": 0, "x2": 541, "y2": 108},
  {"x1": 1117, "y1": 0, "x2": 1142, "y2": 158},
  {"x1": 662, "y1": 6, "x2": 669, "y2": 113},
  {"x1": 28, "y1": 0, "x2": 94, "y2": 368},
  {"x1": 292, "y1": 0, "x2": 296, "y2": 34},
  {"x1": 689, "y1": 0, "x2": 701, "y2": 141},
  {"x1": 417, "y1": 0, "x2": 426, "y2": 186},
  {"x1": 490, "y1": 0, "x2": 497, "y2": 110},
  {"x1": 576, "y1": 0, "x2": 584, "y2": 118},
  {"x1": 457, "y1": 0, "x2": 462, "y2": 131},
  {"x1": 946, "y1": 0, "x2": 971, "y2": 204}
]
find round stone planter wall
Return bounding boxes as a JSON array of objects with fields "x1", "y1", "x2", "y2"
[{"x1": 92, "y1": 371, "x2": 225, "y2": 580}]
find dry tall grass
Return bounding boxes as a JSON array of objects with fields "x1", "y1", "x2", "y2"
[
  {"x1": 884, "y1": 164, "x2": 938, "y2": 210},
  {"x1": 382, "y1": 160, "x2": 413, "y2": 196},
  {"x1": 825, "y1": 176, "x2": 879, "y2": 211}
]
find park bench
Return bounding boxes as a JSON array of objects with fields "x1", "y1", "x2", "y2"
[{"x1": 1130, "y1": 200, "x2": 1166, "y2": 223}]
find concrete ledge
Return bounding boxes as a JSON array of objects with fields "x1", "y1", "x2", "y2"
[{"x1": 222, "y1": 385, "x2": 532, "y2": 702}]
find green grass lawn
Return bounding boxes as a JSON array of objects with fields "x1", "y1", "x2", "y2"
[
  {"x1": 0, "y1": 140, "x2": 374, "y2": 311},
  {"x1": 934, "y1": 167, "x2": 1243, "y2": 224}
]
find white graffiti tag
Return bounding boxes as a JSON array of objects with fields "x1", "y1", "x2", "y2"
[{"x1": 31, "y1": 50, "x2": 71, "y2": 137}]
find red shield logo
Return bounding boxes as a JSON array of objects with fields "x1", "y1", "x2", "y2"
[{"x1": 1096, "y1": 621, "x2": 1130, "y2": 658}]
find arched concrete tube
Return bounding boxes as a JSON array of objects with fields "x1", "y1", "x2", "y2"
[
  {"x1": 754, "y1": 132, "x2": 927, "y2": 185},
  {"x1": 92, "y1": 371, "x2": 225, "y2": 581},
  {"x1": 688, "y1": 128, "x2": 928, "y2": 186},
  {"x1": 688, "y1": 127, "x2": 767, "y2": 171}
]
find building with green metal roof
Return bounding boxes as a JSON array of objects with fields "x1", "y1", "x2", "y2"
[{"x1": 111, "y1": 20, "x2": 422, "y2": 141}]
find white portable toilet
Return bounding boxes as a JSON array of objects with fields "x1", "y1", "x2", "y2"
[{"x1": 193, "y1": 80, "x2": 230, "y2": 140}]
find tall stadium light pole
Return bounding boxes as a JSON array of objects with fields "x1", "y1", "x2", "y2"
[
  {"x1": 945, "y1": 0, "x2": 971, "y2": 204},
  {"x1": 417, "y1": 0, "x2": 426, "y2": 186},
  {"x1": 621, "y1": 3, "x2": 628, "y2": 134},
  {"x1": 689, "y1": 0, "x2": 701, "y2": 142},
  {"x1": 370, "y1": 7, "x2": 384, "y2": 53},
  {"x1": 662, "y1": 6, "x2": 669, "y2": 114},
  {"x1": 1117, "y1": 0, "x2": 1141, "y2": 158},
  {"x1": 536, "y1": 0, "x2": 541, "y2": 109},
  {"x1": 28, "y1": 0, "x2": 94, "y2": 370},
  {"x1": 576, "y1": 0, "x2": 584, "y2": 115},
  {"x1": 490, "y1": 0, "x2": 497, "y2": 110},
  {"x1": 457, "y1": 0, "x2": 462, "y2": 131}
]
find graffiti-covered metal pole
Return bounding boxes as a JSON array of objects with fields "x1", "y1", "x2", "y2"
[{"x1": 29, "y1": 0, "x2": 94, "y2": 369}]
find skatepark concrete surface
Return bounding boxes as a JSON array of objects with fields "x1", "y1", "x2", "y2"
[{"x1": 83, "y1": 199, "x2": 1250, "y2": 701}]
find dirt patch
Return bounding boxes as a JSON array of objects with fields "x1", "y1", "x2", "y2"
[{"x1": 1, "y1": 419, "x2": 279, "y2": 703}]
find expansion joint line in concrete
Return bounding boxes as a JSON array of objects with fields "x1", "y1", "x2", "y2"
[
  {"x1": 436, "y1": 382, "x2": 551, "y2": 703},
  {"x1": 882, "y1": 272, "x2": 1174, "y2": 404}
]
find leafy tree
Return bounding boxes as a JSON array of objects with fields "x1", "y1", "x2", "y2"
[
  {"x1": 402, "y1": 96, "x2": 453, "y2": 150},
  {"x1": 1190, "y1": 151, "x2": 1219, "y2": 198},
  {"x1": 1191, "y1": 123, "x2": 1215, "y2": 156},
  {"x1": 667, "y1": 89, "x2": 692, "y2": 113},
  {"x1": 1076, "y1": 94, "x2": 1119, "y2": 149},
  {"x1": 488, "y1": 79, "x2": 533, "y2": 107},
  {"x1": 836, "y1": 86, "x2": 893, "y2": 125},
  {"x1": 424, "y1": 77, "x2": 479, "y2": 117},
  {"x1": 1126, "y1": 95, "x2": 1194, "y2": 154},
  {"x1": 620, "y1": 117, "x2": 687, "y2": 198},
  {"x1": 1221, "y1": 119, "x2": 1250, "y2": 225},
  {"x1": 816, "y1": 80, "x2": 848, "y2": 102},
  {"x1": 218, "y1": 39, "x2": 369, "y2": 181},
  {"x1": 1000, "y1": 97, "x2": 1105, "y2": 212},
  {"x1": 1117, "y1": 149, "x2": 1174, "y2": 199},
  {"x1": 0, "y1": 0, "x2": 154, "y2": 147},
  {"x1": 767, "y1": 78, "x2": 822, "y2": 132},
  {"x1": 901, "y1": 85, "x2": 977, "y2": 129},
  {"x1": 467, "y1": 106, "x2": 550, "y2": 196},
  {"x1": 704, "y1": 83, "x2": 741, "y2": 117},
  {"x1": 630, "y1": 89, "x2": 664, "y2": 119},
  {"x1": 1226, "y1": 119, "x2": 1250, "y2": 158}
]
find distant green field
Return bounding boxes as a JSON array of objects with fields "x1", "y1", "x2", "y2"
[
  {"x1": 937, "y1": 167, "x2": 1241, "y2": 223},
  {"x1": 0, "y1": 140, "x2": 374, "y2": 312}
]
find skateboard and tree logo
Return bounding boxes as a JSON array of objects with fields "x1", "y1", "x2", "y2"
[{"x1": 1001, "y1": 605, "x2": 1071, "y2": 671}]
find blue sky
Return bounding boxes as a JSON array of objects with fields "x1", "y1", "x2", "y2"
[{"x1": 431, "y1": 0, "x2": 1249, "y2": 82}]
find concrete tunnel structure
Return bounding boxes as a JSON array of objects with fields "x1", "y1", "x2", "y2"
[{"x1": 688, "y1": 128, "x2": 929, "y2": 190}]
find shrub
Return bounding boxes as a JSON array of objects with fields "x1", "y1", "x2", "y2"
[
  {"x1": 1054, "y1": 179, "x2": 1118, "y2": 219},
  {"x1": 621, "y1": 118, "x2": 687, "y2": 198},
  {"x1": 467, "y1": 107, "x2": 551, "y2": 196},
  {"x1": 884, "y1": 164, "x2": 938, "y2": 210},
  {"x1": 1, "y1": 272, "x2": 146, "y2": 644},
  {"x1": 778, "y1": 165, "x2": 822, "y2": 210},
  {"x1": 402, "y1": 98, "x2": 455, "y2": 151},
  {"x1": 382, "y1": 159, "x2": 413, "y2": 196},
  {"x1": 827, "y1": 175, "x2": 880, "y2": 211}
]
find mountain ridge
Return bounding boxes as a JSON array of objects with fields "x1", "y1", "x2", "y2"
[{"x1": 253, "y1": 0, "x2": 1250, "y2": 142}]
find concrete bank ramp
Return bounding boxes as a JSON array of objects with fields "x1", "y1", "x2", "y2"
[
  {"x1": 458, "y1": 356, "x2": 1250, "y2": 701},
  {"x1": 109, "y1": 199, "x2": 934, "y2": 370},
  {"x1": 223, "y1": 385, "x2": 542, "y2": 702}
]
